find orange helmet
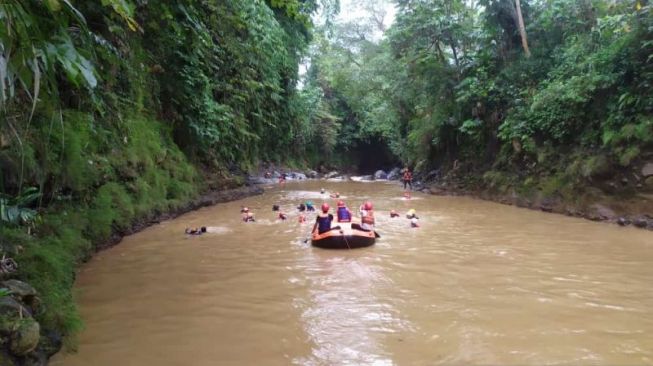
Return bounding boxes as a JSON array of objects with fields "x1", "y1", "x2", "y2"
[
  {"x1": 321, "y1": 203, "x2": 330, "y2": 213},
  {"x1": 364, "y1": 201, "x2": 373, "y2": 210},
  {"x1": 337, "y1": 200, "x2": 345, "y2": 207}
]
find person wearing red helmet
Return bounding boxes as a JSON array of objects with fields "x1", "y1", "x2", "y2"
[
  {"x1": 313, "y1": 203, "x2": 335, "y2": 234},
  {"x1": 358, "y1": 201, "x2": 375, "y2": 231},
  {"x1": 336, "y1": 200, "x2": 352, "y2": 223}
]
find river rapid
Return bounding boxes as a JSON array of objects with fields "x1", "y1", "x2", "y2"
[{"x1": 53, "y1": 181, "x2": 653, "y2": 365}]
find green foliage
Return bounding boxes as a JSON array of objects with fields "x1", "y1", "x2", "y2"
[{"x1": 0, "y1": 187, "x2": 40, "y2": 226}]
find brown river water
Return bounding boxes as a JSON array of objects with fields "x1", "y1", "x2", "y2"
[{"x1": 53, "y1": 181, "x2": 653, "y2": 365}]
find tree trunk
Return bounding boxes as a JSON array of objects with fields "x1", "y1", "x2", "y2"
[{"x1": 514, "y1": 0, "x2": 531, "y2": 58}]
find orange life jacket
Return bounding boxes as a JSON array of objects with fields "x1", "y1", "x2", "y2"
[{"x1": 362, "y1": 210, "x2": 375, "y2": 225}]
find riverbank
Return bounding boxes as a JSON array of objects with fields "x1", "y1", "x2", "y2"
[
  {"x1": 418, "y1": 169, "x2": 653, "y2": 231},
  {"x1": 0, "y1": 179, "x2": 263, "y2": 366}
]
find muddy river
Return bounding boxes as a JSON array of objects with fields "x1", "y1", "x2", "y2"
[{"x1": 53, "y1": 181, "x2": 653, "y2": 365}]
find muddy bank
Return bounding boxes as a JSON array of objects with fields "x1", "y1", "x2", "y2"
[{"x1": 97, "y1": 185, "x2": 264, "y2": 252}]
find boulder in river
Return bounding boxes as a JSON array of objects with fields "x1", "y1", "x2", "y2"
[
  {"x1": 617, "y1": 217, "x2": 631, "y2": 226},
  {"x1": 306, "y1": 170, "x2": 318, "y2": 179},
  {"x1": 387, "y1": 168, "x2": 401, "y2": 180},
  {"x1": 324, "y1": 171, "x2": 340, "y2": 179},
  {"x1": 374, "y1": 170, "x2": 387, "y2": 180},
  {"x1": 290, "y1": 172, "x2": 307, "y2": 180}
]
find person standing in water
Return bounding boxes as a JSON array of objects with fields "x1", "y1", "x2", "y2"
[{"x1": 402, "y1": 167, "x2": 413, "y2": 190}]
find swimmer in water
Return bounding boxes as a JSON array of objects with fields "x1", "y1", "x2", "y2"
[
  {"x1": 410, "y1": 217, "x2": 419, "y2": 228},
  {"x1": 185, "y1": 227, "x2": 207, "y2": 235},
  {"x1": 390, "y1": 210, "x2": 400, "y2": 218},
  {"x1": 241, "y1": 207, "x2": 255, "y2": 222},
  {"x1": 403, "y1": 191, "x2": 411, "y2": 200},
  {"x1": 278, "y1": 212, "x2": 288, "y2": 220}
]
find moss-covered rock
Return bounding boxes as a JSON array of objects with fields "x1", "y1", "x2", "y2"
[{"x1": 9, "y1": 319, "x2": 40, "y2": 356}]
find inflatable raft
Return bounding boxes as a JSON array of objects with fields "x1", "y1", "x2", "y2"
[{"x1": 311, "y1": 222, "x2": 376, "y2": 249}]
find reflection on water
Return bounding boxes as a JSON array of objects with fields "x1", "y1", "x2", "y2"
[{"x1": 54, "y1": 181, "x2": 653, "y2": 366}]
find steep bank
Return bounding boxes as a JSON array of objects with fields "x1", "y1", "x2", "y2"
[{"x1": 417, "y1": 158, "x2": 653, "y2": 230}]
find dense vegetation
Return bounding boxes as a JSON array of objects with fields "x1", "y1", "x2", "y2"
[
  {"x1": 305, "y1": 0, "x2": 653, "y2": 199},
  {"x1": 0, "y1": 0, "x2": 330, "y2": 351},
  {"x1": 1, "y1": 0, "x2": 651, "y2": 359}
]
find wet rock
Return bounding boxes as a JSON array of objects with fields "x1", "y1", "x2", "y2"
[
  {"x1": 0, "y1": 298, "x2": 31, "y2": 318},
  {"x1": 387, "y1": 167, "x2": 401, "y2": 180},
  {"x1": 589, "y1": 204, "x2": 616, "y2": 220},
  {"x1": 289, "y1": 172, "x2": 307, "y2": 180},
  {"x1": 540, "y1": 205, "x2": 553, "y2": 212},
  {"x1": 621, "y1": 177, "x2": 629, "y2": 186},
  {"x1": 306, "y1": 170, "x2": 318, "y2": 179},
  {"x1": 374, "y1": 170, "x2": 387, "y2": 180},
  {"x1": 9, "y1": 319, "x2": 40, "y2": 356},
  {"x1": 617, "y1": 217, "x2": 631, "y2": 226},
  {"x1": 633, "y1": 217, "x2": 648, "y2": 228},
  {"x1": 324, "y1": 171, "x2": 340, "y2": 179},
  {"x1": 641, "y1": 162, "x2": 653, "y2": 177}
]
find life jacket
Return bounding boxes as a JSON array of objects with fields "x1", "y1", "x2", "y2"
[
  {"x1": 403, "y1": 170, "x2": 413, "y2": 181},
  {"x1": 337, "y1": 207, "x2": 351, "y2": 222},
  {"x1": 316, "y1": 214, "x2": 333, "y2": 234},
  {"x1": 361, "y1": 210, "x2": 375, "y2": 225}
]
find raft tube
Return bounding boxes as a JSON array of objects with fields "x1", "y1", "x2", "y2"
[{"x1": 311, "y1": 222, "x2": 375, "y2": 249}]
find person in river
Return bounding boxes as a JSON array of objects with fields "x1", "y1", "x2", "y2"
[
  {"x1": 272, "y1": 204, "x2": 280, "y2": 211},
  {"x1": 320, "y1": 188, "x2": 326, "y2": 194},
  {"x1": 241, "y1": 207, "x2": 255, "y2": 222},
  {"x1": 390, "y1": 210, "x2": 400, "y2": 218},
  {"x1": 298, "y1": 213, "x2": 307, "y2": 224},
  {"x1": 402, "y1": 167, "x2": 413, "y2": 190},
  {"x1": 313, "y1": 203, "x2": 339, "y2": 234},
  {"x1": 185, "y1": 227, "x2": 207, "y2": 235},
  {"x1": 336, "y1": 200, "x2": 352, "y2": 223},
  {"x1": 403, "y1": 191, "x2": 411, "y2": 200},
  {"x1": 410, "y1": 217, "x2": 420, "y2": 228},
  {"x1": 329, "y1": 192, "x2": 340, "y2": 198},
  {"x1": 305, "y1": 201, "x2": 315, "y2": 212},
  {"x1": 406, "y1": 209, "x2": 419, "y2": 219},
  {"x1": 278, "y1": 212, "x2": 288, "y2": 221},
  {"x1": 297, "y1": 203, "x2": 306, "y2": 212}
]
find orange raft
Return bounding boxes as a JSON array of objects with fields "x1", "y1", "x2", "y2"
[{"x1": 311, "y1": 222, "x2": 376, "y2": 249}]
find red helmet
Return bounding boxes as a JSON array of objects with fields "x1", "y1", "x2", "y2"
[
  {"x1": 364, "y1": 201, "x2": 373, "y2": 210},
  {"x1": 321, "y1": 203, "x2": 330, "y2": 212},
  {"x1": 337, "y1": 200, "x2": 345, "y2": 207}
]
